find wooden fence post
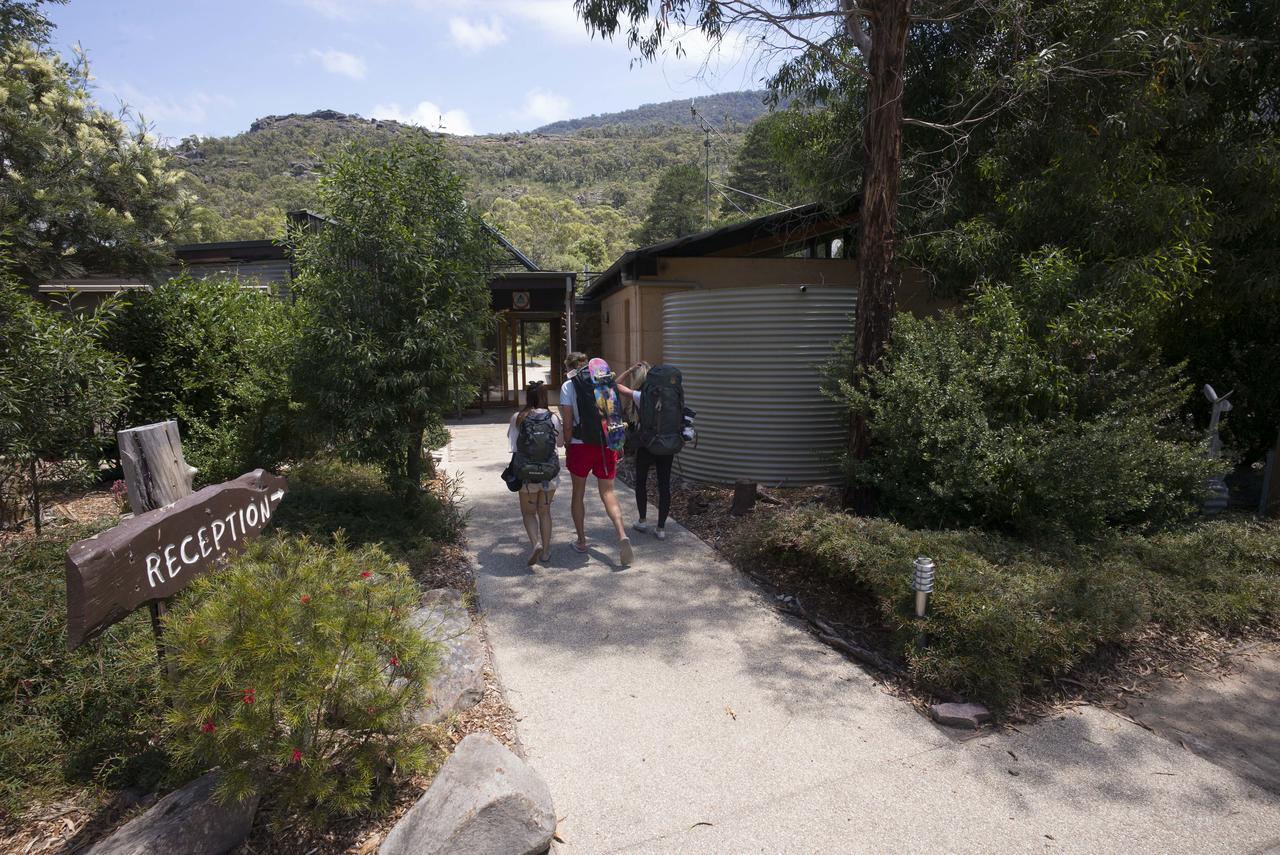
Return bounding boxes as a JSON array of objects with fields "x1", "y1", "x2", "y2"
[{"x1": 116, "y1": 419, "x2": 194, "y2": 680}]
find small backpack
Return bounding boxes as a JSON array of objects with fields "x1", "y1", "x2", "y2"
[
  {"x1": 513, "y1": 410, "x2": 560, "y2": 482},
  {"x1": 638, "y1": 365, "x2": 685, "y2": 456}
]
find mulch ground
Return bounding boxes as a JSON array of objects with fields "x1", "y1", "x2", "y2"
[{"x1": 615, "y1": 453, "x2": 1278, "y2": 728}]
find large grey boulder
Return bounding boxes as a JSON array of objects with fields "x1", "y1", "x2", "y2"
[
  {"x1": 87, "y1": 772, "x2": 258, "y2": 855},
  {"x1": 380, "y1": 733, "x2": 555, "y2": 855},
  {"x1": 411, "y1": 588, "x2": 486, "y2": 724}
]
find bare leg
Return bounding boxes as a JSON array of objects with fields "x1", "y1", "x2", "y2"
[
  {"x1": 538, "y1": 489, "x2": 555, "y2": 558},
  {"x1": 519, "y1": 491, "x2": 540, "y2": 565},
  {"x1": 597, "y1": 478, "x2": 627, "y2": 540},
  {"x1": 570, "y1": 474, "x2": 588, "y2": 547}
]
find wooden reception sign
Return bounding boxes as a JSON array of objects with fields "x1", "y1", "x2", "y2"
[{"x1": 65, "y1": 469, "x2": 287, "y2": 650}]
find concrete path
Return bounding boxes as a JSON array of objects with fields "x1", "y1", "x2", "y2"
[{"x1": 447, "y1": 414, "x2": 1280, "y2": 854}]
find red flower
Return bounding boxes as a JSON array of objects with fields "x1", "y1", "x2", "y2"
[
  {"x1": 291, "y1": 748, "x2": 303, "y2": 764},
  {"x1": 201, "y1": 719, "x2": 216, "y2": 734},
  {"x1": 299, "y1": 594, "x2": 311, "y2": 604},
  {"x1": 242, "y1": 688, "x2": 256, "y2": 704},
  {"x1": 361, "y1": 571, "x2": 372, "y2": 579},
  {"x1": 389, "y1": 656, "x2": 399, "y2": 667}
]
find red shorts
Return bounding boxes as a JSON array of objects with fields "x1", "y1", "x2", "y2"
[{"x1": 566, "y1": 443, "x2": 619, "y2": 480}]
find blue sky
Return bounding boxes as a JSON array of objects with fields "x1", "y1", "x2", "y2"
[{"x1": 47, "y1": 0, "x2": 771, "y2": 142}]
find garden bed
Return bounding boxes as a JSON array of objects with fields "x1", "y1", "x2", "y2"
[
  {"x1": 0, "y1": 460, "x2": 517, "y2": 855},
  {"x1": 616, "y1": 454, "x2": 1280, "y2": 722}
]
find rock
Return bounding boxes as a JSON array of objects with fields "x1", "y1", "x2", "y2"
[
  {"x1": 87, "y1": 772, "x2": 258, "y2": 855},
  {"x1": 410, "y1": 589, "x2": 487, "y2": 724},
  {"x1": 929, "y1": 702, "x2": 992, "y2": 729},
  {"x1": 379, "y1": 733, "x2": 555, "y2": 855}
]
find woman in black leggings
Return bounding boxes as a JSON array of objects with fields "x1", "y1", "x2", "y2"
[
  {"x1": 632, "y1": 446, "x2": 673, "y2": 539},
  {"x1": 617, "y1": 363, "x2": 673, "y2": 540}
]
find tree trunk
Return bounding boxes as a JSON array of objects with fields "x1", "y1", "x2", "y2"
[
  {"x1": 406, "y1": 422, "x2": 425, "y2": 500},
  {"x1": 845, "y1": 0, "x2": 912, "y2": 513},
  {"x1": 29, "y1": 459, "x2": 41, "y2": 535}
]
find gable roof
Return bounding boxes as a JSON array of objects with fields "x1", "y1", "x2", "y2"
[{"x1": 582, "y1": 201, "x2": 859, "y2": 301}]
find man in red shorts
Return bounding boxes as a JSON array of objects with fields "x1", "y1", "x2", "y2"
[{"x1": 558, "y1": 352, "x2": 633, "y2": 566}]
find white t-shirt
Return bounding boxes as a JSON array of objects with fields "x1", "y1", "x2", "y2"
[
  {"x1": 508, "y1": 408, "x2": 562, "y2": 491},
  {"x1": 559, "y1": 376, "x2": 584, "y2": 445}
]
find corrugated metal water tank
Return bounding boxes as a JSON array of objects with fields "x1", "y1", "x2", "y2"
[{"x1": 663, "y1": 285, "x2": 856, "y2": 485}]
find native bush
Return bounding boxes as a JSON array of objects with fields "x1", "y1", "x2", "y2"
[
  {"x1": 732, "y1": 510, "x2": 1280, "y2": 712},
  {"x1": 163, "y1": 536, "x2": 441, "y2": 825},
  {"x1": 106, "y1": 274, "x2": 300, "y2": 484},
  {"x1": 0, "y1": 524, "x2": 167, "y2": 811},
  {"x1": 269, "y1": 459, "x2": 465, "y2": 564},
  {"x1": 292, "y1": 140, "x2": 492, "y2": 498},
  {"x1": 0, "y1": 278, "x2": 131, "y2": 531},
  {"x1": 832, "y1": 253, "x2": 1220, "y2": 539}
]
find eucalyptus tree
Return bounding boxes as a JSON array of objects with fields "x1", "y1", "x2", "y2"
[{"x1": 291, "y1": 141, "x2": 493, "y2": 498}]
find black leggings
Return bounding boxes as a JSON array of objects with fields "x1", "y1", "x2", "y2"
[{"x1": 634, "y1": 448, "x2": 673, "y2": 527}]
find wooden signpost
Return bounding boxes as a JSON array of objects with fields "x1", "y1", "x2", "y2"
[{"x1": 65, "y1": 421, "x2": 287, "y2": 651}]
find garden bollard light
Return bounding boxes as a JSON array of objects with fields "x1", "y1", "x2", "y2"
[{"x1": 913, "y1": 556, "x2": 936, "y2": 618}]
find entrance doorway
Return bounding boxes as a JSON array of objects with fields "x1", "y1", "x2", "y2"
[{"x1": 486, "y1": 312, "x2": 563, "y2": 407}]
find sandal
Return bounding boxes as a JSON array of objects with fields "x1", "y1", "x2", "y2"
[{"x1": 571, "y1": 541, "x2": 589, "y2": 554}]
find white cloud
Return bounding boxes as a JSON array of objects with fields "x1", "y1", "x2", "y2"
[
  {"x1": 105, "y1": 83, "x2": 234, "y2": 129},
  {"x1": 311, "y1": 48, "x2": 368, "y2": 79},
  {"x1": 448, "y1": 16, "x2": 506, "y2": 51},
  {"x1": 515, "y1": 88, "x2": 571, "y2": 126},
  {"x1": 371, "y1": 100, "x2": 475, "y2": 135}
]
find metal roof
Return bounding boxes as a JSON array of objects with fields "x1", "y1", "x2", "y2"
[{"x1": 581, "y1": 201, "x2": 860, "y2": 301}]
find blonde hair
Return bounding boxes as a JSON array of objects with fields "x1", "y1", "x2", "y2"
[{"x1": 632, "y1": 363, "x2": 649, "y2": 389}]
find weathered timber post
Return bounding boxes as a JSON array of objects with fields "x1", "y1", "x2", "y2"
[
  {"x1": 118, "y1": 420, "x2": 197, "y2": 515},
  {"x1": 116, "y1": 420, "x2": 196, "y2": 679}
]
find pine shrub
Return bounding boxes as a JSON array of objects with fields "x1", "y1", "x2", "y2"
[{"x1": 164, "y1": 536, "x2": 441, "y2": 824}]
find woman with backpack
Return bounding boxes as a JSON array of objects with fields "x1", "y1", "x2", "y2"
[
  {"x1": 508, "y1": 381, "x2": 563, "y2": 567},
  {"x1": 616, "y1": 361, "x2": 687, "y2": 541}
]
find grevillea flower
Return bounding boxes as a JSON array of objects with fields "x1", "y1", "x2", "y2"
[
  {"x1": 389, "y1": 656, "x2": 399, "y2": 667},
  {"x1": 201, "y1": 719, "x2": 216, "y2": 734},
  {"x1": 243, "y1": 688, "x2": 256, "y2": 704},
  {"x1": 299, "y1": 594, "x2": 311, "y2": 604},
  {"x1": 361, "y1": 571, "x2": 372, "y2": 579},
  {"x1": 291, "y1": 748, "x2": 303, "y2": 764}
]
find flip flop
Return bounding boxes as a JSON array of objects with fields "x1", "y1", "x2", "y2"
[
  {"x1": 527, "y1": 547, "x2": 541, "y2": 567},
  {"x1": 571, "y1": 541, "x2": 589, "y2": 554},
  {"x1": 618, "y1": 537, "x2": 634, "y2": 566}
]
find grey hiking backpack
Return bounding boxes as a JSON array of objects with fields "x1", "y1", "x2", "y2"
[
  {"x1": 513, "y1": 411, "x2": 560, "y2": 482},
  {"x1": 638, "y1": 365, "x2": 685, "y2": 456}
]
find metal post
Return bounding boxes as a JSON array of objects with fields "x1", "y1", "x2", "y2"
[{"x1": 913, "y1": 556, "x2": 936, "y2": 617}]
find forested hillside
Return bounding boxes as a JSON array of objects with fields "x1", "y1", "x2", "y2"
[
  {"x1": 174, "y1": 94, "x2": 767, "y2": 270},
  {"x1": 532, "y1": 89, "x2": 770, "y2": 133}
]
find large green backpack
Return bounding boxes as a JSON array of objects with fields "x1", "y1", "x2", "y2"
[
  {"x1": 638, "y1": 365, "x2": 685, "y2": 456},
  {"x1": 513, "y1": 411, "x2": 560, "y2": 482}
]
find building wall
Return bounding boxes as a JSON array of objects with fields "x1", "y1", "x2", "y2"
[{"x1": 595, "y1": 256, "x2": 950, "y2": 370}]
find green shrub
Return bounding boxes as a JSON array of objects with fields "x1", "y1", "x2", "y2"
[
  {"x1": 105, "y1": 274, "x2": 300, "y2": 485},
  {"x1": 0, "y1": 279, "x2": 131, "y2": 531},
  {"x1": 0, "y1": 524, "x2": 167, "y2": 812},
  {"x1": 831, "y1": 260, "x2": 1220, "y2": 539},
  {"x1": 733, "y1": 510, "x2": 1280, "y2": 712},
  {"x1": 163, "y1": 536, "x2": 441, "y2": 824},
  {"x1": 269, "y1": 459, "x2": 465, "y2": 564}
]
